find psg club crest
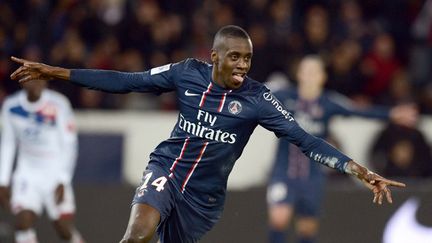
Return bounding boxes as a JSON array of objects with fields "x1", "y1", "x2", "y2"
[{"x1": 228, "y1": 100, "x2": 242, "y2": 115}]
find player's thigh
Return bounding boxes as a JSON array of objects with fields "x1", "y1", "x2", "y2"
[
  {"x1": 295, "y1": 180, "x2": 324, "y2": 236},
  {"x1": 267, "y1": 180, "x2": 294, "y2": 206},
  {"x1": 10, "y1": 176, "x2": 43, "y2": 217},
  {"x1": 158, "y1": 197, "x2": 222, "y2": 243},
  {"x1": 129, "y1": 165, "x2": 176, "y2": 239},
  {"x1": 267, "y1": 180, "x2": 296, "y2": 228},
  {"x1": 132, "y1": 165, "x2": 176, "y2": 224},
  {"x1": 122, "y1": 203, "x2": 161, "y2": 240},
  {"x1": 44, "y1": 182, "x2": 76, "y2": 221},
  {"x1": 297, "y1": 179, "x2": 324, "y2": 217}
]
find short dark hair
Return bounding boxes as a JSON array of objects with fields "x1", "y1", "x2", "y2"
[{"x1": 212, "y1": 25, "x2": 251, "y2": 50}]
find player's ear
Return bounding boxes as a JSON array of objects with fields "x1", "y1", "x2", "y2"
[
  {"x1": 320, "y1": 68, "x2": 328, "y2": 86},
  {"x1": 211, "y1": 50, "x2": 218, "y2": 64},
  {"x1": 322, "y1": 72, "x2": 328, "y2": 85}
]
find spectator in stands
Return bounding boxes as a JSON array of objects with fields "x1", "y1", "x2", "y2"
[
  {"x1": 326, "y1": 39, "x2": 363, "y2": 97},
  {"x1": 370, "y1": 121, "x2": 432, "y2": 178},
  {"x1": 375, "y1": 69, "x2": 416, "y2": 106},
  {"x1": 0, "y1": 0, "x2": 426, "y2": 112},
  {"x1": 360, "y1": 33, "x2": 401, "y2": 103}
]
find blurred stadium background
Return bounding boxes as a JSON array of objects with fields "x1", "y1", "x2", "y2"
[{"x1": 1, "y1": 0, "x2": 432, "y2": 242}]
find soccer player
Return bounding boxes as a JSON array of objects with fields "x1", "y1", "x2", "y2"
[
  {"x1": 10, "y1": 25, "x2": 406, "y2": 243},
  {"x1": 266, "y1": 55, "x2": 417, "y2": 243},
  {"x1": 0, "y1": 80, "x2": 84, "y2": 243}
]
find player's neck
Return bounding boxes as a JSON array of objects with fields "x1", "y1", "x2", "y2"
[
  {"x1": 27, "y1": 93, "x2": 41, "y2": 102},
  {"x1": 212, "y1": 69, "x2": 226, "y2": 89},
  {"x1": 213, "y1": 79, "x2": 226, "y2": 88}
]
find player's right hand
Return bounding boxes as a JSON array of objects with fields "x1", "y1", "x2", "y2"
[
  {"x1": 10, "y1": 56, "x2": 60, "y2": 83},
  {"x1": 0, "y1": 186, "x2": 11, "y2": 211}
]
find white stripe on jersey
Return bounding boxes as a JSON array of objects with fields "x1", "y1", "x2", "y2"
[
  {"x1": 169, "y1": 137, "x2": 190, "y2": 178},
  {"x1": 181, "y1": 142, "x2": 209, "y2": 193},
  {"x1": 217, "y1": 90, "x2": 232, "y2": 112},
  {"x1": 199, "y1": 83, "x2": 213, "y2": 107}
]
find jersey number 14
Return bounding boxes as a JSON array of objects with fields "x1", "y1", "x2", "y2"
[{"x1": 140, "y1": 172, "x2": 168, "y2": 192}]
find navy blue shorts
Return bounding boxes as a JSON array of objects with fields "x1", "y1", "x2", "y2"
[
  {"x1": 267, "y1": 178, "x2": 325, "y2": 217},
  {"x1": 132, "y1": 164, "x2": 222, "y2": 243}
]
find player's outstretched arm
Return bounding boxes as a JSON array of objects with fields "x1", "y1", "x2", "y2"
[
  {"x1": 10, "y1": 56, "x2": 173, "y2": 94},
  {"x1": 345, "y1": 161, "x2": 406, "y2": 205},
  {"x1": 10, "y1": 56, "x2": 71, "y2": 83}
]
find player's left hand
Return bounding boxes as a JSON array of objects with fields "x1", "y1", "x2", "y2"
[
  {"x1": 55, "y1": 184, "x2": 65, "y2": 205},
  {"x1": 346, "y1": 161, "x2": 406, "y2": 205},
  {"x1": 359, "y1": 171, "x2": 406, "y2": 205}
]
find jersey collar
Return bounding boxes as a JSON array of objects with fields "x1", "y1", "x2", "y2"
[{"x1": 19, "y1": 89, "x2": 49, "y2": 112}]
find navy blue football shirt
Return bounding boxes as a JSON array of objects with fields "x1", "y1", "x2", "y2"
[{"x1": 70, "y1": 58, "x2": 351, "y2": 208}]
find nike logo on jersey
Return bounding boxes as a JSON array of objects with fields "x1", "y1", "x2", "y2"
[{"x1": 185, "y1": 90, "x2": 200, "y2": 97}]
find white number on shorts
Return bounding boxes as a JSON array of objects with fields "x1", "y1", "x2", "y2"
[
  {"x1": 140, "y1": 172, "x2": 167, "y2": 192},
  {"x1": 151, "y1": 176, "x2": 167, "y2": 192}
]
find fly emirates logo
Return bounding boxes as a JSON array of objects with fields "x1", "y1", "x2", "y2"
[{"x1": 178, "y1": 110, "x2": 237, "y2": 144}]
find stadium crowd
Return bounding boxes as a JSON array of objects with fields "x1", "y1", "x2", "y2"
[
  {"x1": 0, "y1": 0, "x2": 431, "y2": 178},
  {"x1": 1, "y1": 0, "x2": 432, "y2": 110}
]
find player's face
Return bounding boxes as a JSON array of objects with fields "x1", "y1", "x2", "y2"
[
  {"x1": 212, "y1": 37, "x2": 253, "y2": 89},
  {"x1": 296, "y1": 59, "x2": 326, "y2": 89}
]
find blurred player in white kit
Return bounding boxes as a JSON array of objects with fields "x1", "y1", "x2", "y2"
[{"x1": 0, "y1": 80, "x2": 84, "y2": 243}]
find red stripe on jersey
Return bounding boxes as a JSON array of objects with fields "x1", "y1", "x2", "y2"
[
  {"x1": 199, "y1": 83, "x2": 213, "y2": 107},
  {"x1": 181, "y1": 141, "x2": 209, "y2": 192},
  {"x1": 217, "y1": 90, "x2": 232, "y2": 112},
  {"x1": 169, "y1": 137, "x2": 190, "y2": 178}
]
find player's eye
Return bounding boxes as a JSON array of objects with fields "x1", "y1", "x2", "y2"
[{"x1": 231, "y1": 55, "x2": 239, "y2": 61}]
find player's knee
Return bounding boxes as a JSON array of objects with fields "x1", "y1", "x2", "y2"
[
  {"x1": 120, "y1": 226, "x2": 155, "y2": 243},
  {"x1": 120, "y1": 234, "x2": 152, "y2": 243},
  {"x1": 296, "y1": 218, "x2": 319, "y2": 237},
  {"x1": 269, "y1": 211, "x2": 291, "y2": 230},
  {"x1": 268, "y1": 205, "x2": 292, "y2": 230},
  {"x1": 15, "y1": 211, "x2": 37, "y2": 230},
  {"x1": 15, "y1": 221, "x2": 32, "y2": 231},
  {"x1": 270, "y1": 216, "x2": 290, "y2": 230}
]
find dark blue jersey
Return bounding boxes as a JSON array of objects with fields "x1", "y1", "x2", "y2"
[
  {"x1": 270, "y1": 88, "x2": 390, "y2": 180},
  {"x1": 70, "y1": 58, "x2": 351, "y2": 208}
]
